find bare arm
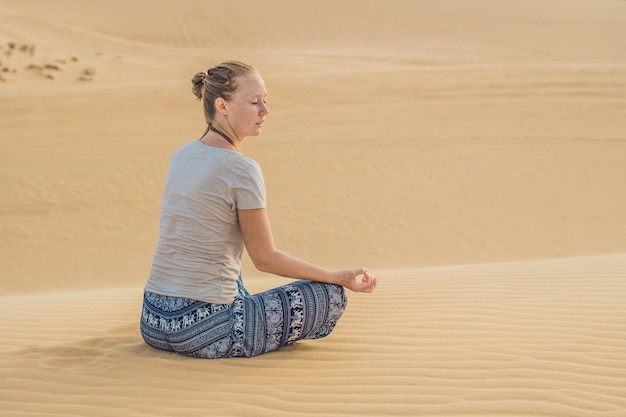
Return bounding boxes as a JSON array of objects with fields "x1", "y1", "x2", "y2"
[{"x1": 238, "y1": 208, "x2": 376, "y2": 293}]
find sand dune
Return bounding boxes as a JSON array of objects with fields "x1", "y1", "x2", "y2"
[
  {"x1": 1, "y1": 254, "x2": 625, "y2": 416},
  {"x1": 2, "y1": 60, "x2": 625, "y2": 293},
  {"x1": 1, "y1": 0, "x2": 626, "y2": 415}
]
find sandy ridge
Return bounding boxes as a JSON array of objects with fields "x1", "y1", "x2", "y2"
[{"x1": 2, "y1": 58, "x2": 626, "y2": 293}]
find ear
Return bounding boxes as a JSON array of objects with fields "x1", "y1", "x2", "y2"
[{"x1": 215, "y1": 97, "x2": 229, "y2": 115}]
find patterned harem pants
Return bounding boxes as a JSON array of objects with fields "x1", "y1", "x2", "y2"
[{"x1": 140, "y1": 277, "x2": 348, "y2": 359}]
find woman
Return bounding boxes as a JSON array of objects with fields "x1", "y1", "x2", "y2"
[{"x1": 140, "y1": 61, "x2": 377, "y2": 359}]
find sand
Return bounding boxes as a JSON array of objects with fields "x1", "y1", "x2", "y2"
[{"x1": 1, "y1": 0, "x2": 625, "y2": 415}]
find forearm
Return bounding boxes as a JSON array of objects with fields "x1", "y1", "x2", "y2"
[{"x1": 254, "y1": 249, "x2": 341, "y2": 285}]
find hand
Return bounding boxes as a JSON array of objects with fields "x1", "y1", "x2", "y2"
[{"x1": 338, "y1": 268, "x2": 377, "y2": 293}]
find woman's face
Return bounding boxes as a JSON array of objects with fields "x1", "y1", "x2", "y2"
[{"x1": 226, "y1": 72, "x2": 269, "y2": 139}]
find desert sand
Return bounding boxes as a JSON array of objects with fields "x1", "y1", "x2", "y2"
[{"x1": 1, "y1": 0, "x2": 625, "y2": 416}]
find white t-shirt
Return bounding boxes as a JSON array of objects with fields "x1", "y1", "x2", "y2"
[{"x1": 145, "y1": 139, "x2": 266, "y2": 304}]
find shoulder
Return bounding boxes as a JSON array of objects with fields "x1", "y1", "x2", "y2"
[
  {"x1": 233, "y1": 155, "x2": 264, "y2": 187},
  {"x1": 170, "y1": 140, "x2": 263, "y2": 179},
  {"x1": 225, "y1": 150, "x2": 263, "y2": 177},
  {"x1": 169, "y1": 139, "x2": 202, "y2": 162}
]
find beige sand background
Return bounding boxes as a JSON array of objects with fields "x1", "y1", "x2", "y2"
[{"x1": 1, "y1": 0, "x2": 625, "y2": 415}]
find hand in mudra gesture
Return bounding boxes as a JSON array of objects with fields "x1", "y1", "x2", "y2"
[{"x1": 338, "y1": 268, "x2": 377, "y2": 293}]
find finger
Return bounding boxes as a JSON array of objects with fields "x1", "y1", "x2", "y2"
[{"x1": 358, "y1": 278, "x2": 375, "y2": 293}]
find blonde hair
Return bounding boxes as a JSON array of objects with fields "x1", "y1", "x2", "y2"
[{"x1": 191, "y1": 61, "x2": 256, "y2": 124}]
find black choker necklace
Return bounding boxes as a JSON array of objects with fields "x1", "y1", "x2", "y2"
[{"x1": 209, "y1": 124, "x2": 236, "y2": 148}]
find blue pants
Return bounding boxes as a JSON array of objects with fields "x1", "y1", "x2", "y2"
[{"x1": 140, "y1": 277, "x2": 347, "y2": 358}]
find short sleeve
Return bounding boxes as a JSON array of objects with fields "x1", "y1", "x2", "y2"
[{"x1": 232, "y1": 161, "x2": 266, "y2": 210}]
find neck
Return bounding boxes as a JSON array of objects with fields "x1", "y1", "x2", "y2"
[{"x1": 207, "y1": 124, "x2": 239, "y2": 151}]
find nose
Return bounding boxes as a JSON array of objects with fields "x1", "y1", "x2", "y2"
[{"x1": 260, "y1": 102, "x2": 269, "y2": 115}]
